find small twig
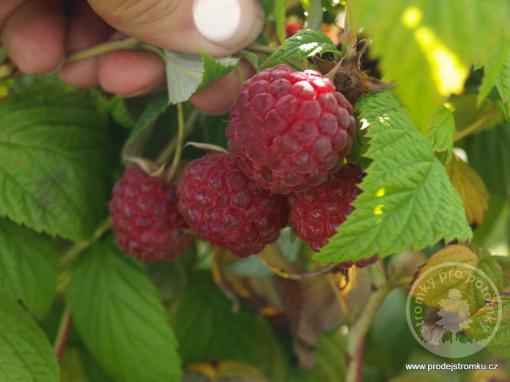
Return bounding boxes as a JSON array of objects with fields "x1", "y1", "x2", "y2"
[
  {"x1": 258, "y1": 251, "x2": 337, "y2": 280},
  {"x1": 453, "y1": 106, "x2": 502, "y2": 142},
  {"x1": 53, "y1": 307, "x2": 73, "y2": 362},
  {"x1": 60, "y1": 217, "x2": 112, "y2": 269},
  {"x1": 165, "y1": 103, "x2": 186, "y2": 182},
  {"x1": 345, "y1": 260, "x2": 389, "y2": 382},
  {"x1": 246, "y1": 43, "x2": 277, "y2": 55},
  {"x1": 156, "y1": 108, "x2": 199, "y2": 165}
]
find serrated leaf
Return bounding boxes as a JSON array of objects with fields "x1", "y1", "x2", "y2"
[
  {"x1": 464, "y1": 122, "x2": 510, "y2": 196},
  {"x1": 169, "y1": 272, "x2": 288, "y2": 380},
  {"x1": 261, "y1": 29, "x2": 340, "y2": 70},
  {"x1": 0, "y1": 292, "x2": 58, "y2": 382},
  {"x1": 446, "y1": 156, "x2": 489, "y2": 226},
  {"x1": 165, "y1": 51, "x2": 238, "y2": 104},
  {"x1": 410, "y1": 245, "x2": 479, "y2": 310},
  {"x1": 465, "y1": 296, "x2": 510, "y2": 358},
  {"x1": 410, "y1": 245, "x2": 503, "y2": 315},
  {"x1": 0, "y1": 219, "x2": 57, "y2": 318},
  {"x1": 497, "y1": 54, "x2": 510, "y2": 111},
  {"x1": 478, "y1": 46, "x2": 510, "y2": 104},
  {"x1": 67, "y1": 237, "x2": 181, "y2": 382},
  {"x1": 0, "y1": 81, "x2": 113, "y2": 241},
  {"x1": 316, "y1": 91, "x2": 472, "y2": 263},
  {"x1": 352, "y1": 0, "x2": 510, "y2": 130},
  {"x1": 427, "y1": 104, "x2": 454, "y2": 159},
  {"x1": 122, "y1": 95, "x2": 169, "y2": 157}
]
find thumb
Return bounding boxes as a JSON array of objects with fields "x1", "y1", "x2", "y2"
[{"x1": 86, "y1": 0, "x2": 264, "y2": 56}]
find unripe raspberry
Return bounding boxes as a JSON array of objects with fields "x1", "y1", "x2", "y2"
[
  {"x1": 109, "y1": 167, "x2": 190, "y2": 261},
  {"x1": 178, "y1": 153, "x2": 289, "y2": 257},
  {"x1": 227, "y1": 64, "x2": 355, "y2": 194},
  {"x1": 289, "y1": 164, "x2": 363, "y2": 251}
]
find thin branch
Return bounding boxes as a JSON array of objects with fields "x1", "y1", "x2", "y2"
[
  {"x1": 53, "y1": 307, "x2": 73, "y2": 362},
  {"x1": 65, "y1": 38, "x2": 141, "y2": 63},
  {"x1": 345, "y1": 260, "x2": 389, "y2": 382},
  {"x1": 246, "y1": 43, "x2": 277, "y2": 55},
  {"x1": 453, "y1": 106, "x2": 502, "y2": 142},
  {"x1": 165, "y1": 103, "x2": 186, "y2": 183},
  {"x1": 157, "y1": 108, "x2": 199, "y2": 165}
]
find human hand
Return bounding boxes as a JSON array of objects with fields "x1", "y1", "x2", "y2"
[{"x1": 0, "y1": 0, "x2": 263, "y2": 113}]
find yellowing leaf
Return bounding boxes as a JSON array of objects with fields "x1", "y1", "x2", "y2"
[
  {"x1": 411, "y1": 245, "x2": 478, "y2": 310},
  {"x1": 446, "y1": 156, "x2": 489, "y2": 225}
]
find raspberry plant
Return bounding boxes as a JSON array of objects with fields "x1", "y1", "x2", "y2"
[{"x1": 0, "y1": 1, "x2": 510, "y2": 382}]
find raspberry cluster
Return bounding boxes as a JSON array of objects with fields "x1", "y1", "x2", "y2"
[{"x1": 110, "y1": 65, "x2": 377, "y2": 266}]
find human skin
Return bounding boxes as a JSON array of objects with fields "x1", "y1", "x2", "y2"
[{"x1": 0, "y1": 0, "x2": 262, "y2": 113}]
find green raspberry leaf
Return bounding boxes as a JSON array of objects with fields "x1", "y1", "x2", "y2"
[
  {"x1": 0, "y1": 81, "x2": 113, "y2": 241},
  {"x1": 316, "y1": 91, "x2": 472, "y2": 264},
  {"x1": 463, "y1": 121, "x2": 510, "y2": 197},
  {"x1": 165, "y1": 51, "x2": 239, "y2": 104},
  {"x1": 0, "y1": 219, "x2": 58, "y2": 318},
  {"x1": 352, "y1": 0, "x2": 510, "y2": 130},
  {"x1": 169, "y1": 272, "x2": 288, "y2": 380},
  {"x1": 67, "y1": 237, "x2": 181, "y2": 382},
  {"x1": 262, "y1": 29, "x2": 340, "y2": 70},
  {"x1": 0, "y1": 292, "x2": 58, "y2": 382},
  {"x1": 427, "y1": 104, "x2": 455, "y2": 161},
  {"x1": 465, "y1": 296, "x2": 510, "y2": 358},
  {"x1": 497, "y1": 55, "x2": 510, "y2": 112}
]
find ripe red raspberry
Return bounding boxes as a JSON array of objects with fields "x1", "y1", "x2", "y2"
[
  {"x1": 227, "y1": 64, "x2": 355, "y2": 194},
  {"x1": 289, "y1": 164, "x2": 363, "y2": 251},
  {"x1": 177, "y1": 153, "x2": 289, "y2": 257},
  {"x1": 109, "y1": 167, "x2": 190, "y2": 261},
  {"x1": 285, "y1": 22, "x2": 302, "y2": 37}
]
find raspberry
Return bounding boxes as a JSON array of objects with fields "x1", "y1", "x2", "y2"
[
  {"x1": 227, "y1": 64, "x2": 355, "y2": 194},
  {"x1": 289, "y1": 164, "x2": 363, "y2": 251},
  {"x1": 177, "y1": 153, "x2": 289, "y2": 257},
  {"x1": 109, "y1": 167, "x2": 190, "y2": 261},
  {"x1": 285, "y1": 22, "x2": 302, "y2": 37}
]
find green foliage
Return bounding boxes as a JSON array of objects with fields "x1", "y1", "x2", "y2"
[
  {"x1": 316, "y1": 91, "x2": 472, "y2": 263},
  {"x1": 497, "y1": 54, "x2": 510, "y2": 110},
  {"x1": 274, "y1": 0, "x2": 286, "y2": 43},
  {"x1": 262, "y1": 29, "x2": 339, "y2": 70},
  {"x1": 0, "y1": 81, "x2": 113, "y2": 241},
  {"x1": 427, "y1": 104, "x2": 455, "y2": 160},
  {"x1": 165, "y1": 51, "x2": 238, "y2": 104},
  {"x1": 464, "y1": 121, "x2": 510, "y2": 196},
  {"x1": 0, "y1": 218, "x2": 57, "y2": 318},
  {"x1": 169, "y1": 272, "x2": 288, "y2": 380},
  {"x1": 0, "y1": 292, "x2": 58, "y2": 381},
  {"x1": 465, "y1": 296, "x2": 510, "y2": 358},
  {"x1": 351, "y1": 0, "x2": 510, "y2": 130},
  {"x1": 67, "y1": 237, "x2": 181, "y2": 382}
]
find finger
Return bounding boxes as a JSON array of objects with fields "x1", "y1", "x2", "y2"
[
  {"x1": 2, "y1": 0, "x2": 66, "y2": 74},
  {"x1": 58, "y1": 3, "x2": 113, "y2": 88},
  {"x1": 97, "y1": 50, "x2": 166, "y2": 97},
  {"x1": 191, "y1": 59, "x2": 255, "y2": 114},
  {"x1": 0, "y1": 0, "x2": 29, "y2": 28},
  {"x1": 87, "y1": 0, "x2": 264, "y2": 56}
]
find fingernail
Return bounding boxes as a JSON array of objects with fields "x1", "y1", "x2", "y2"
[{"x1": 192, "y1": 0, "x2": 242, "y2": 43}]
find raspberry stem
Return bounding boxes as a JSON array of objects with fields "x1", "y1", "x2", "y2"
[
  {"x1": 165, "y1": 103, "x2": 186, "y2": 183},
  {"x1": 156, "y1": 108, "x2": 199, "y2": 165},
  {"x1": 53, "y1": 307, "x2": 72, "y2": 363},
  {"x1": 345, "y1": 259, "x2": 389, "y2": 382}
]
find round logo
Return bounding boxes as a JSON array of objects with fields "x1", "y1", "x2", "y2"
[{"x1": 406, "y1": 262, "x2": 502, "y2": 358}]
